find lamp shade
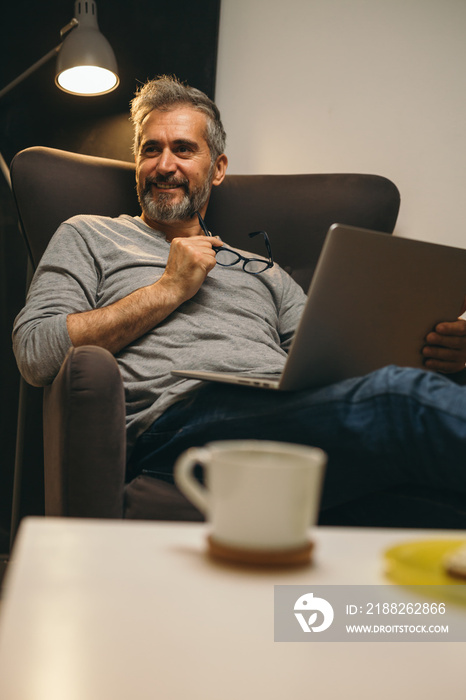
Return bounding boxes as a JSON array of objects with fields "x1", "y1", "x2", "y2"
[{"x1": 56, "y1": 0, "x2": 119, "y2": 96}]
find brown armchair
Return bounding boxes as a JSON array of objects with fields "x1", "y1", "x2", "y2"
[{"x1": 12, "y1": 145, "x2": 424, "y2": 531}]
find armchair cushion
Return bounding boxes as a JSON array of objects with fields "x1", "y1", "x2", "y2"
[{"x1": 43, "y1": 345, "x2": 126, "y2": 518}]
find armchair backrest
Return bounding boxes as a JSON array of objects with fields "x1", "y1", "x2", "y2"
[{"x1": 10, "y1": 146, "x2": 400, "y2": 291}]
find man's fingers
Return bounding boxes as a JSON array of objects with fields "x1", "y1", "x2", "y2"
[
  {"x1": 423, "y1": 357, "x2": 465, "y2": 373},
  {"x1": 425, "y1": 331, "x2": 466, "y2": 350},
  {"x1": 459, "y1": 295, "x2": 466, "y2": 316},
  {"x1": 169, "y1": 236, "x2": 217, "y2": 264},
  {"x1": 171, "y1": 235, "x2": 218, "y2": 250},
  {"x1": 434, "y1": 319, "x2": 466, "y2": 336},
  {"x1": 423, "y1": 360, "x2": 463, "y2": 374},
  {"x1": 422, "y1": 343, "x2": 466, "y2": 374}
]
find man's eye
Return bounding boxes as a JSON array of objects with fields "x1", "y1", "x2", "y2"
[{"x1": 176, "y1": 144, "x2": 194, "y2": 155}]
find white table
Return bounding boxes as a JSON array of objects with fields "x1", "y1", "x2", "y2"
[{"x1": 0, "y1": 517, "x2": 465, "y2": 700}]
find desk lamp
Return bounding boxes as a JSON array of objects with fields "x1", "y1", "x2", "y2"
[{"x1": 0, "y1": 0, "x2": 120, "y2": 185}]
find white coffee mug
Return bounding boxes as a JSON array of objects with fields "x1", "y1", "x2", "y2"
[{"x1": 174, "y1": 440, "x2": 327, "y2": 552}]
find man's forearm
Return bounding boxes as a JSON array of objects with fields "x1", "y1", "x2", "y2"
[{"x1": 67, "y1": 278, "x2": 184, "y2": 355}]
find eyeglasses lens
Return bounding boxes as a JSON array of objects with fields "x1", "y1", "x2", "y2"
[
  {"x1": 243, "y1": 259, "x2": 270, "y2": 273},
  {"x1": 214, "y1": 248, "x2": 241, "y2": 267}
]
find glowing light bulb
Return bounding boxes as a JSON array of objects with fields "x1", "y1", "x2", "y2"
[{"x1": 56, "y1": 65, "x2": 119, "y2": 95}]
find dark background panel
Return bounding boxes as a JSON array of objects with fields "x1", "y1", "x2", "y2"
[{"x1": 0, "y1": 0, "x2": 221, "y2": 551}]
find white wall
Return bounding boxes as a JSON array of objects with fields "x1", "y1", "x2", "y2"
[{"x1": 216, "y1": 0, "x2": 466, "y2": 246}]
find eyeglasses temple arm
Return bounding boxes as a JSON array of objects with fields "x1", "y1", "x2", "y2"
[
  {"x1": 248, "y1": 230, "x2": 273, "y2": 263},
  {"x1": 196, "y1": 211, "x2": 212, "y2": 237}
]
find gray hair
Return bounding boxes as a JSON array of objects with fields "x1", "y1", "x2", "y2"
[{"x1": 130, "y1": 75, "x2": 226, "y2": 161}]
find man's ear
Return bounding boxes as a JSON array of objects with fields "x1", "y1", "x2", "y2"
[{"x1": 211, "y1": 154, "x2": 228, "y2": 187}]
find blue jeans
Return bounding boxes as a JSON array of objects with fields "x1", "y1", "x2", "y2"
[{"x1": 129, "y1": 365, "x2": 466, "y2": 513}]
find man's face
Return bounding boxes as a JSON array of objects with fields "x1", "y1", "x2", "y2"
[{"x1": 135, "y1": 106, "x2": 226, "y2": 227}]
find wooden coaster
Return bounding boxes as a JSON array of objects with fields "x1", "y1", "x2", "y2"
[{"x1": 207, "y1": 535, "x2": 314, "y2": 567}]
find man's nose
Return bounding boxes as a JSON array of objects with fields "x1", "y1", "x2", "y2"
[{"x1": 157, "y1": 148, "x2": 177, "y2": 174}]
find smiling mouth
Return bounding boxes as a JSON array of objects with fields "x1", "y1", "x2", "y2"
[
  {"x1": 154, "y1": 182, "x2": 181, "y2": 190},
  {"x1": 146, "y1": 177, "x2": 189, "y2": 193}
]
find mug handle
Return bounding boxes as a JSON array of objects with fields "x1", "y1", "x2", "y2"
[{"x1": 174, "y1": 447, "x2": 211, "y2": 515}]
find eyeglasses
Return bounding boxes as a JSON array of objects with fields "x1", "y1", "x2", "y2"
[{"x1": 196, "y1": 211, "x2": 274, "y2": 275}]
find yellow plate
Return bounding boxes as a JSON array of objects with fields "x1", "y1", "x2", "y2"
[{"x1": 384, "y1": 539, "x2": 466, "y2": 587}]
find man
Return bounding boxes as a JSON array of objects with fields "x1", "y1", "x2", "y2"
[{"x1": 12, "y1": 76, "x2": 466, "y2": 522}]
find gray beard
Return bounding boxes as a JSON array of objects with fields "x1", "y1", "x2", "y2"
[{"x1": 139, "y1": 164, "x2": 214, "y2": 223}]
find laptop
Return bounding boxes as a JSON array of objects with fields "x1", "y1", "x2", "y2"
[{"x1": 172, "y1": 223, "x2": 466, "y2": 391}]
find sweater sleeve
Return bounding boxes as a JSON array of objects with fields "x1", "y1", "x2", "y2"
[
  {"x1": 12, "y1": 222, "x2": 100, "y2": 386},
  {"x1": 277, "y1": 269, "x2": 307, "y2": 353}
]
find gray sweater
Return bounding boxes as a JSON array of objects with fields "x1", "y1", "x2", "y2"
[{"x1": 13, "y1": 214, "x2": 307, "y2": 452}]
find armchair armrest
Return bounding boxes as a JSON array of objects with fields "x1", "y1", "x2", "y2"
[{"x1": 43, "y1": 345, "x2": 126, "y2": 518}]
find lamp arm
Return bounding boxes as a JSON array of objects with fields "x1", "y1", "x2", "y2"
[
  {"x1": 0, "y1": 46, "x2": 62, "y2": 100},
  {"x1": 0, "y1": 18, "x2": 79, "y2": 100}
]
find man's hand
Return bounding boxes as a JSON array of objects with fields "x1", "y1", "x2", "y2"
[
  {"x1": 161, "y1": 235, "x2": 220, "y2": 303},
  {"x1": 423, "y1": 318, "x2": 466, "y2": 374}
]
